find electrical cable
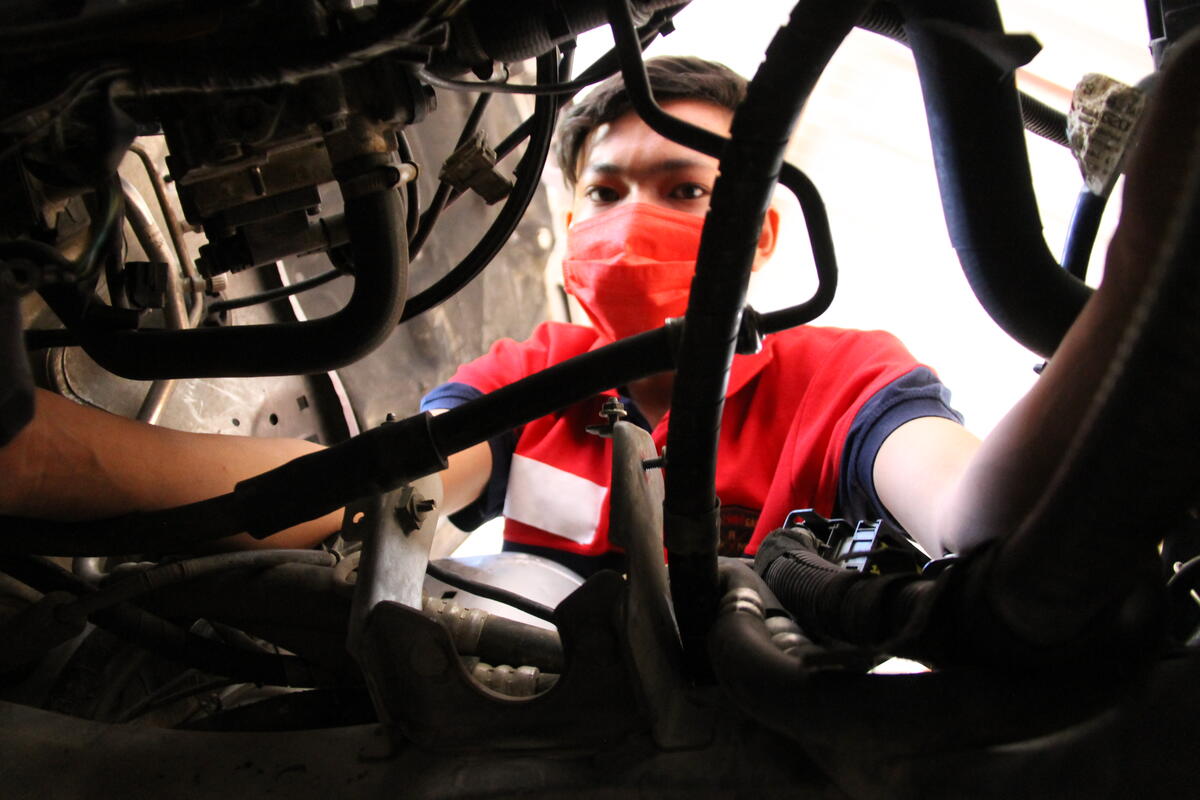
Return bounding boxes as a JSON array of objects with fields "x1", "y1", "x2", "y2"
[
  {"x1": 0, "y1": 67, "x2": 131, "y2": 164},
  {"x1": 207, "y1": 268, "x2": 346, "y2": 314},
  {"x1": 408, "y1": 92, "x2": 493, "y2": 258},
  {"x1": 395, "y1": 130, "x2": 421, "y2": 239},
  {"x1": 441, "y1": 12, "x2": 669, "y2": 211},
  {"x1": 398, "y1": 50, "x2": 560, "y2": 322},
  {"x1": 425, "y1": 561, "x2": 556, "y2": 623},
  {"x1": 79, "y1": 181, "x2": 123, "y2": 280},
  {"x1": 605, "y1": 0, "x2": 839, "y2": 340},
  {"x1": 114, "y1": 674, "x2": 236, "y2": 724},
  {"x1": 416, "y1": 63, "x2": 611, "y2": 96},
  {"x1": 2, "y1": 182, "x2": 123, "y2": 296},
  {"x1": 1060, "y1": 188, "x2": 1109, "y2": 281}
]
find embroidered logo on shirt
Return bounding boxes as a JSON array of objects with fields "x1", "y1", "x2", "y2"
[{"x1": 719, "y1": 505, "x2": 761, "y2": 556}]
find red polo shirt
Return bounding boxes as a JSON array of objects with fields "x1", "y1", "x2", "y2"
[{"x1": 424, "y1": 321, "x2": 958, "y2": 568}]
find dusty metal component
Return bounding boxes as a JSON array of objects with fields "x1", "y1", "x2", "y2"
[
  {"x1": 121, "y1": 177, "x2": 191, "y2": 424},
  {"x1": 394, "y1": 487, "x2": 438, "y2": 535},
  {"x1": 438, "y1": 131, "x2": 514, "y2": 204},
  {"x1": 585, "y1": 396, "x2": 628, "y2": 437},
  {"x1": 1067, "y1": 74, "x2": 1147, "y2": 195},
  {"x1": 609, "y1": 420, "x2": 714, "y2": 749},
  {"x1": 465, "y1": 660, "x2": 550, "y2": 697},
  {"x1": 422, "y1": 595, "x2": 488, "y2": 653},
  {"x1": 323, "y1": 116, "x2": 397, "y2": 167}
]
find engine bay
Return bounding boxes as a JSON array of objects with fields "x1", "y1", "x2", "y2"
[{"x1": 2, "y1": 1, "x2": 1200, "y2": 797}]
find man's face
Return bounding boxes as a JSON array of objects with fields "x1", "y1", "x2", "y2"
[
  {"x1": 567, "y1": 98, "x2": 777, "y2": 266},
  {"x1": 569, "y1": 99, "x2": 731, "y2": 225}
]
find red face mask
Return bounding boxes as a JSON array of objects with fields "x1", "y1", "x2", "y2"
[{"x1": 563, "y1": 203, "x2": 703, "y2": 343}]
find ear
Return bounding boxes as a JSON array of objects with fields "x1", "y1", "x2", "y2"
[{"x1": 751, "y1": 205, "x2": 780, "y2": 272}]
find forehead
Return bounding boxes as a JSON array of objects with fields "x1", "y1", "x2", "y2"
[{"x1": 576, "y1": 99, "x2": 734, "y2": 176}]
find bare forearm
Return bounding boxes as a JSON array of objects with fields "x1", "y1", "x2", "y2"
[{"x1": 0, "y1": 389, "x2": 339, "y2": 549}]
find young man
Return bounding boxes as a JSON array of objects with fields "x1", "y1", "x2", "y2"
[{"x1": 419, "y1": 56, "x2": 981, "y2": 575}]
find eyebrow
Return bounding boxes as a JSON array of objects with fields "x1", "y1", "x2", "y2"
[{"x1": 583, "y1": 158, "x2": 710, "y2": 179}]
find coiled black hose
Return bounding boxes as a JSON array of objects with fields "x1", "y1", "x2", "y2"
[{"x1": 206, "y1": 267, "x2": 345, "y2": 314}]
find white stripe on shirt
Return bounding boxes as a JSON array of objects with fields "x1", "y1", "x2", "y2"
[{"x1": 503, "y1": 454, "x2": 607, "y2": 545}]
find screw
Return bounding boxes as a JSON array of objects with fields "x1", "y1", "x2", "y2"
[
  {"x1": 642, "y1": 449, "x2": 667, "y2": 470},
  {"x1": 585, "y1": 397, "x2": 627, "y2": 438},
  {"x1": 395, "y1": 488, "x2": 437, "y2": 533}
]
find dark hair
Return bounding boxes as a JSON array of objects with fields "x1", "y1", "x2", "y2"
[{"x1": 554, "y1": 55, "x2": 748, "y2": 186}]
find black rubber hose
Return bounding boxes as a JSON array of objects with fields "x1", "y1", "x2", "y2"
[
  {"x1": 425, "y1": 560, "x2": 556, "y2": 623},
  {"x1": 23, "y1": 328, "x2": 79, "y2": 348},
  {"x1": 430, "y1": 324, "x2": 675, "y2": 456},
  {"x1": 758, "y1": 166, "x2": 839, "y2": 332},
  {"x1": 1060, "y1": 188, "x2": 1107, "y2": 281},
  {"x1": 396, "y1": 130, "x2": 421, "y2": 239},
  {"x1": 0, "y1": 325, "x2": 675, "y2": 556},
  {"x1": 206, "y1": 267, "x2": 345, "y2": 314},
  {"x1": 398, "y1": 51, "x2": 559, "y2": 322},
  {"x1": 609, "y1": 0, "x2": 874, "y2": 666},
  {"x1": 0, "y1": 554, "x2": 330, "y2": 686},
  {"x1": 893, "y1": 0, "x2": 1091, "y2": 357},
  {"x1": 858, "y1": 2, "x2": 1071, "y2": 148},
  {"x1": 38, "y1": 166, "x2": 409, "y2": 379},
  {"x1": 62, "y1": 550, "x2": 337, "y2": 620},
  {"x1": 707, "y1": 567, "x2": 1132, "y2": 763}
]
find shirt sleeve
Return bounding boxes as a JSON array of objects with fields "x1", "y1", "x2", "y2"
[
  {"x1": 419, "y1": 383, "x2": 513, "y2": 531},
  {"x1": 417, "y1": 322, "x2": 590, "y2": 531},
  {"x1": 835, "y1": 366, "x2": 964, "y2": 530}
]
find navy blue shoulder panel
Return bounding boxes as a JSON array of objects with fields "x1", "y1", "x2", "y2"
[
  {"x1": 420, "y1": 382, "x2": 515, "y2": 531},
  {"x1": 836, "y1": 366, "x2": 964, "y2": 530}
]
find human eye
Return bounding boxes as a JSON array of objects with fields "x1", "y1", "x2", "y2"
[
  {"x1": 583, "y1": 184, "x2": 621, "y2": 204},
  {"x1": 668, "y1": 182, "x2": 710, "y2": 201}
]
